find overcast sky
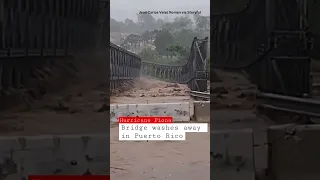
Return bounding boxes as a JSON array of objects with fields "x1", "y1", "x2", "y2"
[{"x1": 111, "y1": 0, "x2": 210, "y2": 22}]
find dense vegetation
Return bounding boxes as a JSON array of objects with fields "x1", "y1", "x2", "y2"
[{"x1": 110, "y1": 14, "x2": 210, "y2": 65}]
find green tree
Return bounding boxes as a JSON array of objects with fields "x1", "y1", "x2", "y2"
[
  {"x1": 161, "y1": 16, "x2": 193, "y2": 35},
  {"x1": 138, "y1": 47, "x2": 157, "y2": 61},
  {"x1": 166, "y1": 44, "x2": 178, "y2": 57},
  {"x1": 167, "y1": 44, "x2": 189, "y2": 59},
  {"x1": 124, "y1": 18, "x2": 139, "y2": 32},
  {"x1": 174, "y1": 29, "x2": 199, "y2": 48},
  {"x1": 123, "y1": 34, "x2": 142, "y2": 49},
  {"x1": 141, "y1": 30, "x2": 151, "y2": 44},
  {"x1": 172, "y1": 16, "x2": 193, "y2": 30},
  {"x1": 161, "y1": 22, "x2": 174, "y2": 32},
  {"x1": 137, "y1": 14, "x2": 157, "y2": 31},
  {"x1": 156, "y1": 19, "x2": 165, "y2": 29},
  {"x1": 194, "y1": 16, "x2": 210, "y2": 32},
  {"x1": 154, "y1": 30, "x2": 174, "y2": 55},
  {"x1": 110, "y1": 18, "x2": 125, "y2": 32},
  {"x1": 149, "y1": 30, "x2": 159, "y2": 42}
]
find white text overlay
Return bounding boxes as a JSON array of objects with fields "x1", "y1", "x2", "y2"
[{"x1": 119, "y1": 123, "x2": 208, "y2": 141}]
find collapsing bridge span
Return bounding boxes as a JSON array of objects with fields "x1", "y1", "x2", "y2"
[{"x1": 111, "y1": 37, "x2": 209, "y2": 92}]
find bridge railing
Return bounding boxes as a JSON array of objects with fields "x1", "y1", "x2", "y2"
[{"x1": 110, "y1": 43, "x2": 141, "y2": 89}]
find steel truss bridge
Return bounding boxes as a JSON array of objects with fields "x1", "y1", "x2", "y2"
[
  {"x1": 211, "y1": 0, "x2": 320, "y2": 122},
  {"x1": 111, "y1": 37, "x2": 209, "y2": 93},
  {"x1": 0, "y1": 0, "x2": 209, "y2": 108},
  {"x1": 0, "y1": 0, "x2": 109, "y2": 106}
]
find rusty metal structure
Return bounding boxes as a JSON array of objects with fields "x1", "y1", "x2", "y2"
[
  {"x1": 142, "y1": 37, "x2": 209, "y2": 92},
  {"x1": 0, "y1": 0, "x2": 108, "y2": 97},
  {"x1": 110, "y1": 42, "x2": 141, "y2": 89}
]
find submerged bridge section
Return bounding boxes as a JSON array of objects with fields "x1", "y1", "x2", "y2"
[
  {"x1": 109, "y1": 37, "x2": 209, "y2": 92},
  {"x1": 142, "y1": 37, "x2": 209, "y2": 92}
]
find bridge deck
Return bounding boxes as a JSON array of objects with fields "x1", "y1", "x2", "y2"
[{"x1": 111, "y1": 77, "x2": 191, "y2": 104}]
